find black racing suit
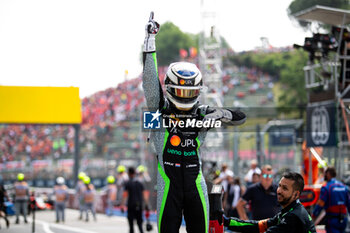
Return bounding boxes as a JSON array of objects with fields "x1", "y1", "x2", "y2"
[
  {"x1": 224, "y1": 200, "x2": 316, "y2": 233},
  {"x1": 142, "y1": 52, "x2": 246, "y2": 233}
]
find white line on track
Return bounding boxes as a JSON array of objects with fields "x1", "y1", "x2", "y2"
[
  {"x1": 31, "y1": 219, "x2": 98, "y2": 233},
  {"x1": 42, "y1": 221, "x2": 55, "y2": 233}
]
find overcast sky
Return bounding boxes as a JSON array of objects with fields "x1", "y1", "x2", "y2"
[{"x1": 0, "y1": 0, "x2": 310, "y2": 98}]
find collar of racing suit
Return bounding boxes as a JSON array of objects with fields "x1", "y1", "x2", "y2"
[{"x1": 281, "y1": 199, "x2": 299, "y2": 216}]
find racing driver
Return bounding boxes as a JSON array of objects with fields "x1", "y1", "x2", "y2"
[{"x1": 142, "y1": 12, "x2": 246, "y2": 233}]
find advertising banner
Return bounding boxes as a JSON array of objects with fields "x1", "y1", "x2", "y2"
[{"x1": 306, "y1": 102, "x2": 337, "y2": 147}]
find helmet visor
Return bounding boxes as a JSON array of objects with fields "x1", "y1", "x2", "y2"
[{"x1": 166, "y1": 84, "x2": 201, "y2": 99}]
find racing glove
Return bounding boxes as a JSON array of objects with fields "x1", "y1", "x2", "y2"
[
  {"x1": 204, "y1": 108, "x2": 246, "y2": 125},
  {"x1": 143, "y1": 11, "x2": 160, "y2": 52},
  {"x1": 223, "y1": 214, "x2": 270, "y2": 233}
]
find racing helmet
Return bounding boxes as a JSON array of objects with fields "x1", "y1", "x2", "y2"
[
  {"x1": 56, "y1": 177, "x2": 65, "y2": 185},
  {"x1": 17, "y1": 173, "x2": 25, "y2": 181},
  {"x1": 107, "y1": 175, "x2": 115, "y2": 184},
  {"x1": 165, "y1": 62, "x2": 203, "y2": 110}
]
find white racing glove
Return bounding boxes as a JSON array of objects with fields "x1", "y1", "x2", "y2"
[
  {"x1": 203, "y1": 108, "x2": 247, "y2": 125},
  {"x1": 203, "y1": 109, "x2": 233, "y2": 123},
  {"x1": 144, "y1": 11, "x2": 160, "y2": 52}
]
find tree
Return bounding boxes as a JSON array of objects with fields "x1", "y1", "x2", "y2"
[
  {"x1": 287, "y1": 0, "x2": 350, "y2": 29},
  {"x1": 228, "y1": 49, "x2": 309, "y2": 116},
  {"x1": 277, "y1": 50, "x2": 308, "y2": 116},
  {"x1": 156, "y1": 22, "x2": 197, "y2": 66}
]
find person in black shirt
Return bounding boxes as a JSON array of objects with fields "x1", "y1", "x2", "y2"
[
  {"x1": 0, "y1": 182, "x2": 9, "y2": 228},
  {"x1": 237, "y1": 165, "x2": 280, "y2": 220},
  {"x1": 122, "y1": 167, "x2": 150, "y2": 233},
  {"x1": 223, "y1": 172, "x2": 316, "y2": 233}
]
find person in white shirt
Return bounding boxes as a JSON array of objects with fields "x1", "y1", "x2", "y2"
[
  {"x1": 215, "y1": 163, "x2": 234, "y2": 192},
  {"x1": 244, "y1": 159, "x2": 261, "y2": 186}
]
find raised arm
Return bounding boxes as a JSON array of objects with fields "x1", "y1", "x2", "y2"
[{"x1": 142, "y1": 12, "x2": 165, "y2": 110}]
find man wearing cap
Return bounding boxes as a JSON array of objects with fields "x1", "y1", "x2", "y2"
[{"x1": 14, "y1": 173, "x2": 29, "y2": 224}]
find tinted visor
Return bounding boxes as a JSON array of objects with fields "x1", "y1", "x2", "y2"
[{"x1": 166, "y1": 84, "x2": 201, "y2": 98}]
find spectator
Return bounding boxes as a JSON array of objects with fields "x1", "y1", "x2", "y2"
[
  {"x1": 225, "y1": 176, "x2": 244, "y2": 218},
  {"x1": 14, "y1": 173, "x2": 29, "y2": 224},
  {"x1": 312, "y1": 166, "x2": 350, "y2": 233},
  {"x1": 251, "y1": 172, "x2": 260, "y2": 185},
  {"x1": 236, "y1": 165, "x2": 280, "y2": 220},
  {"x1": 215, "y1": 163, "x2": 234, "y2": 192},
  {"x1": 244, "y1": 159, "x2": 261, "y2": 186},
  {"x1": 53, "y1": 177, "x2": 68, "y2": 223},
  {"x1": 122, "y1": 167, "x2": 150, "y2": 233}
]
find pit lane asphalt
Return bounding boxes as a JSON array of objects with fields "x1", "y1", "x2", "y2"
[{"x1": 2, "y1": 208, "x2": 187, "y2": 233}]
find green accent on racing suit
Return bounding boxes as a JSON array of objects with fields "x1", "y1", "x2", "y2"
[{"x1": 142, "y1": 50, "x2": 245, "y2": 233}]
